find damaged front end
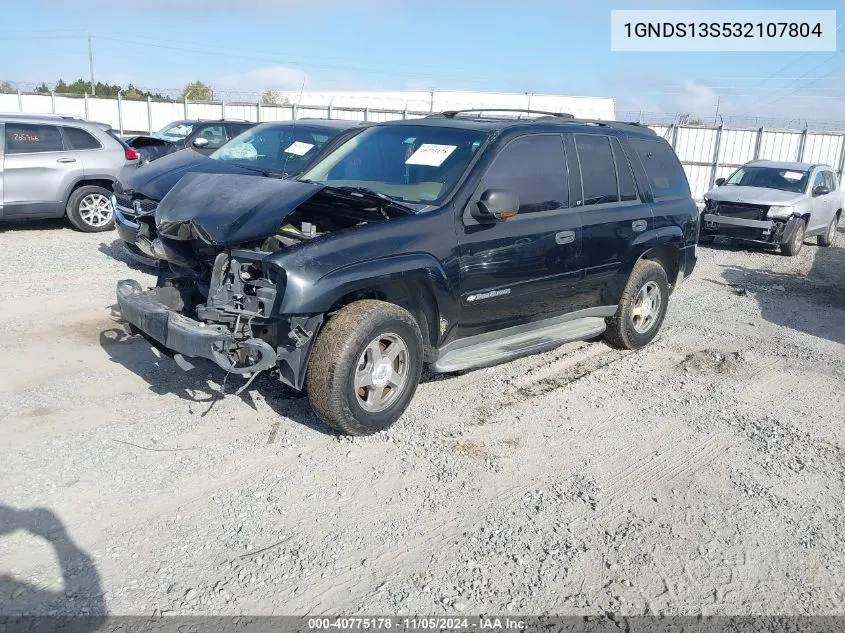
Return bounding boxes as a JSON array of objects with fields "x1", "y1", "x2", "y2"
[
  {"x1": 116, "y1": 254, "x2": 323, "y2": 389},
  {"x1": 115, "y1": 172, "x2": 412, "y2": 390}
]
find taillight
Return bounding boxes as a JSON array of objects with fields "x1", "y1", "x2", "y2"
[{"x1": 125, "y1": 148, "x2": 139, "y2": 161}]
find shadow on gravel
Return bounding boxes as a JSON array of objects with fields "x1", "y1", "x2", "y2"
[
  {"x1": 0, "y1": 218, "x2": 73, "y2": 233},
  {"x1": 719, "y1": 234, "x2": 845, "y2": 347},
  {"x1": 97, "y1": 238, "x2": 158, "y2": 273},
  {"x1": 98, "y1": 316, "x2": 337, "y2": 436},
  {"x1": 0, "y1": 504, "x2": 105, "y2": 619}
]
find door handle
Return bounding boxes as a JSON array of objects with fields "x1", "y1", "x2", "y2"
[
  {"x1": 555, "y1": 230, "x2": 576, "y2": 245},
  {"x1": 56, "y1": 158, "x2": 76, "y2": 163},
  {"x1": 632, "y1": 219, "x2": 647, "y2": 232}
]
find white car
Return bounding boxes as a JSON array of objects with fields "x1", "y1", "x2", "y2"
[{"x1": 701, "y1": 160, "x2": 843, "y2": 256}]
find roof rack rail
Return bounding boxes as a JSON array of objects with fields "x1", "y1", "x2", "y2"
[{"x1": 438, "y1": 108, "x2": 575, "y2": 119}]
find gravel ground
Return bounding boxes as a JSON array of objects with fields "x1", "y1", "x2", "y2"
[{"x1": 1, "y1": 218, "x2": 844, "y2": 617}]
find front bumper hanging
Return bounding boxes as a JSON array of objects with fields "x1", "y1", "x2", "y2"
[{"x1": 116, "y1": 279, "x2": 278, "y2": 375}]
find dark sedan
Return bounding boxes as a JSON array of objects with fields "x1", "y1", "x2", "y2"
[{"x1": 113, "y1": 118, "x2": 367, "y2": 264}]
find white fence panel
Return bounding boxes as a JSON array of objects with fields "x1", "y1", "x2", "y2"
[
  {"x1": 803, "y1": 133, "x2": 843, "y2": 165},
  {"x1": 718, "y1": 129, "x2": 757, "y2": 167},
  {"x1": 0, "y1": 93, "x2": 19, "y2": 111},
  {"x1": 121, "y1": 99, "x2": 150, "y2": 133},
  {"x1": 151, "y1": 101, "x2": 184, "y2": 131},
  {"x1": 674, "y1": 127, "x2": 717, "y2": 164},
  {"x1": 20, "y1": 94, "x2": 52, "y2": 114},
  {"x1": 53, "y1": 96, "x2": 86, "y2": 118},
  {"x1": 759, "y1": 131, "x2": 802, "y2": 161},
  {"x1": 86, "y1": 98, "x2": 118, "y2": 126},
  {"x1": 224, "y1": 103, "x2": 259, "y2": 122}
]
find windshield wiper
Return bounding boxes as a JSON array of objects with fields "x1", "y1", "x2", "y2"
[{"x1": 323, "y1": 185, "x2": 416, "y2": 216}]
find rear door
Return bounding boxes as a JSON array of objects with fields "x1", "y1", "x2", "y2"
[
  {"x1": 457, "y1": 133, "x2": 583, "y2": 336},
  {"x1": 570, "y1": 133, "x2": 651, "y2": 306},
  {"x1": 2, "y1": 122, "x2": 80, "y2": 217}
]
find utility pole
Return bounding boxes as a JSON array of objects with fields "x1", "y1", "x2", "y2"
[
  {"x1": 88, "y1": 33, "x2": 96, "y2": 96},
  {"x1": 713, "y1": 95, "x2": 720, "y2": 126}
]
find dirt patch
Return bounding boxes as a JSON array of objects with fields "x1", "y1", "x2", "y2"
[{"x1": 679, "y1": 349, "x2": 743, "y2": 374}]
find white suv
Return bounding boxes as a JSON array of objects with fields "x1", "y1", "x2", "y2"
[{"x1": 0, "y1": 114, "x2": 139, "y2": 232}]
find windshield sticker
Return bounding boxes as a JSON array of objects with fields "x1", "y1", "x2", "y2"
[
  {"x1": 284, "y1": 141, "x2": 315, "y2": 156},
  {"x1": 405, "y1": 144, "x2": 457, "y2": 167},
  {"x1": 783, "y1": 171, "x2": 804, "y2": 181}
]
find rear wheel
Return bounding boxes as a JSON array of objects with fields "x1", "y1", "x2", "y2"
[
  {"x1": 817, "y1": 214, "x2": 839, "y2": 247},
  {"x1": 306, "y1": 300, "x2": 424, "y2": 436},
  {"x1": 605, "y1": 259, "x2": 670, "y2": 350},
  {"x1": 780, "y1": 218, "x2": 806, "y2": 256},
  {"x1": 66, "y1": 185, "x2": 115, "y2": 232}
]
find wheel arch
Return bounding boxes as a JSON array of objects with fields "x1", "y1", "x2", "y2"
[
  {"x1": 280, "y1": 253, "x2": 460, "y2": 355},
  {"x1": 62, "y1": 176, "x2": 116, "y2": 211}
]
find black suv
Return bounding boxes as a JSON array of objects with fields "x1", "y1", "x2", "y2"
[
  {"x1": 125, "y1": 119, "x2": 256, "y2": 163},
  {"x1": 116, "y1": 110, "x2": 698, "y2": 435}
]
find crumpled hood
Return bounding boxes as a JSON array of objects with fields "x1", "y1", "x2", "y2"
[
  {"x1": 704, "y1": 185, "x2": 806, "y2": 206},
  {"x1": 156, "y1": 172, "x2": 325, "y2": 246},
  {"x1": 123, "y1": 148, "x2": 260, "y2": 201}
]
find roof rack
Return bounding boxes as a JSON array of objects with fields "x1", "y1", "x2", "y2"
[{"x1": 437, "y1": 108, "x2": 575, "y2": 119}]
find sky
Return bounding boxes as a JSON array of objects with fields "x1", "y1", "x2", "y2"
[{"x1": 0, "y1": 0, "x2": 842, "y2": 124}]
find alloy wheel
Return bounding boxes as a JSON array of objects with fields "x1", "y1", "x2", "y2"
[
  {"x1": 78, "y1": 193, "x2": 114, "y2": 228},
  {"x1": 353, "y1": 333, "x2": 409, "y2": 413},
  {"x1": 631, "y1": 281, "x2": 662, "y2": 334}
]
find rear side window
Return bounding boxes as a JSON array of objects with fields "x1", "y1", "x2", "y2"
[
  {"x1": 63, "y1": 127, "x2": 101, "y2": 150},
  {"x1": 482, "y1": 134, "x2": 569, "y2": 214},
  {"x1": 575, "y1": 134, "x2": 618, "y2": 206},
  {"x1": 611, "y1": 137, "x2": 638, "y2": 202},
  {"x1": 629, "y1": 137, "x2": 690, "y2": 199},
  {"x1": 5, "y1": 123, "x2": 64, "y2": 153}
]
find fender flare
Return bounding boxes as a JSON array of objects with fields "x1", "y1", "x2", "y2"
[{"x1": 280, "y1": 252, "x2": 459, "y2": 341}]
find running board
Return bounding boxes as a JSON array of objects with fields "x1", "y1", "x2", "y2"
[{"x1": 433, "y1": 316, "x2": 607, "y2": 373}]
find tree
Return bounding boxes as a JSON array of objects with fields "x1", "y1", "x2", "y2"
[
  {"x1": 261, "y1": 90, "x2": 291, "y2": 106},
  {"x1": 0, "y1": 80, "x2": 14, "y2": 93},
  {"x1": 688, "y1": 119, "x2": 705, "y2": 127},
  {"x1": 34, "y1": 82, "x2": 50, "y2": 93},
  {"x1": 181, "y1": 80, "x2": 213, "y2": 101}
]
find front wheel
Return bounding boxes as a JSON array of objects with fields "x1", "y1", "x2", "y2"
[
  {"x1": 605, "y1": 259, "x2": 670, "y2": 350},
  {"x1": 780, "y1": 218, "x2": 806, "y2": 256},
  {"x1": 66, "y1": 185, "x2": 115, "y2": 232},
  {"x1": 306, "y1": 300, "x2": 424, "y2": 436}
]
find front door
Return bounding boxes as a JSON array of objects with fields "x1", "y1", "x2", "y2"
[
  {"x1": 457, "y1": 133, "x2": 583, "y2": 337},
  {"x1": 2, "y1": 122, "x2": 77, "y2": 217}
]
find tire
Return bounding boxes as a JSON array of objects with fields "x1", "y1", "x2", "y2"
[
  {"x1": 605, "y1": 259, "x2": 670, "y2": 351},
  {"x1": 306, "y1": 300, "x2": 424, "y2": 436},
  {"x1": 780, "y1": 217, "x2": 806, "y2": 256},
  {"x1": 817, "y1": 214, "x2": 838, "y2": 247},
  {"x1": 66, "y1": 185, "x2": 115, "y2": 233}
]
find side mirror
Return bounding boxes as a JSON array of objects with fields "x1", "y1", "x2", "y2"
[
  {"x1": 813, "y1": 185, "x2": 830, "y2": 197},
  {"x1": 471, "y1": 189, "x2": 519, "y2": 224},
  {"x1": 193, "y1": 137, "x2": 210, "y2": 148},
  {"x1": 715, "y1": 177, "x2": 725, "y2": 186}
]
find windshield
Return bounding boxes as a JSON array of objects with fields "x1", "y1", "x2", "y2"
[
  {"x1": 210, "y1": 124, "x2": 339, "y2": 175},
  {"x1": 155, "y1": 121, "x2": 195, "y2": 141},
  {"x1": 725, "y1": 166, "x2": 809, "y2": 193},
  {"x1": 299, "y1": 124, "x2": 487, "y2": 205}
]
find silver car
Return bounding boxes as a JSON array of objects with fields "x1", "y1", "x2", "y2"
[
  {"x1": 0, "y1": 114, "x2": 139, "y2": 232},
  {"x1": 701, "y1": 160, "x2": 844, "y2": 256}
]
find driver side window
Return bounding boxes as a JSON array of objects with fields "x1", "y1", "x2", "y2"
[
  {"x1": 812, "y1": 171, "x2": 826, "y2": 191},
  {"x1": 480, "y1": 135, "x2": 569, "y2": 214}
]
